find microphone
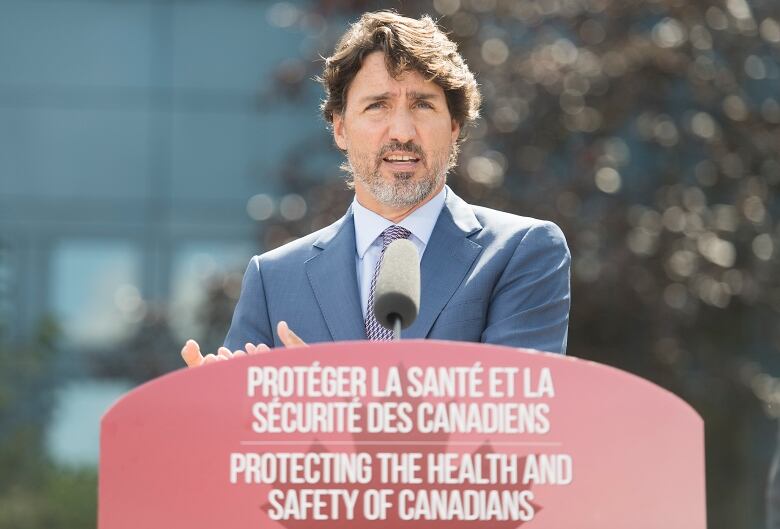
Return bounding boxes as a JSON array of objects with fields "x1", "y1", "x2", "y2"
[{"x1": 373, "y1": 239, "x2": 420, "y2": 340}]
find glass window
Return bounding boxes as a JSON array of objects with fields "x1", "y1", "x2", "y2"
[
  {"x1": 50, "y1": 240, "x2": 143, "y2": 349},
  {"x1": 0, "y1": 239, "x2": 13, "y2": 342},
  {"x1": 169, "y1": 242, "x2": 253, "y2": 344},
  {"x1": 45, "y1": 378, "x2": 134, "y2": 467}
]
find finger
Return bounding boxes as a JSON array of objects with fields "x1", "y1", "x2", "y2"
[
  {"x1": 218, "y1": 347, "x2": 233, "y2": 360},
  {"x1": 181, "y1": 339, "x2": 204, "y2": 368},
  {"x1": 277, "y1": 321, "x2": 307, "y2": 348},
  {"x1": 203, "y1": 354, "x2": 219, "y2": 365},
  {"x1": 285, "y1": 328, "x2": 307, "y2": 348},
  {"x1": 246, "y1": 343, "x2": 270, "y2": 355},
  {"x1": 232, "y1": 350, "x2": 246, "y2": 357}
]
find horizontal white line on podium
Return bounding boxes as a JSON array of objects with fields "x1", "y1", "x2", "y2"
[{"x1": 238, "y1": 441, "x2": 563, "y2": 447}]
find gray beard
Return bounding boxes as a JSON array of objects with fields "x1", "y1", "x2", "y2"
[
  {"x1": 360, "y1": 169, "x2": 443, "y2": 208},
  {"x1": 345, "y1": 145, "x2": 453, "y2": 208}
]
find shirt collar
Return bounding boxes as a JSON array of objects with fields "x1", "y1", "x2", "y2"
[{"x1": 353, "y1": 186, "x2": 447, "y2": 259}]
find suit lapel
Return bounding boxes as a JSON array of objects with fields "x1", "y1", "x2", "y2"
[
  {"x1": 405, "y1": 190, "x2": 483, "y2": 338},
  {"x1": 305, "y1": 210, "x2": 367, "y2": 341}
]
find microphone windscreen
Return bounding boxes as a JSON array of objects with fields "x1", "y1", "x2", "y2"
[{"x1": 373, "y1": 239, "x2": 420, "y2": 330}]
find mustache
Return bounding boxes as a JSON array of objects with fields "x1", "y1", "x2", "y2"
[{"x1": 376, "y1": 141, "x2": 426, "y2": 162}]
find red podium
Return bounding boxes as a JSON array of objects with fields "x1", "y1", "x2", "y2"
[{"x1": 99, "y1": 341, "x2": 705, "y2": 528}]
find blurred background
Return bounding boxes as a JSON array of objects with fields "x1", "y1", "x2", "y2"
[{"x1": 1, "y1": 0, "x2": 778, "y2": 527}]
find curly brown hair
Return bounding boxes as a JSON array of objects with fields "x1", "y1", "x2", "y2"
[{"x1": 319, "y1": 11, "x2": 481, "y2": 137}]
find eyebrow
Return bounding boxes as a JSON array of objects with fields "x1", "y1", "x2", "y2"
[{"x1": 357, "y1": 91, "x2": 442, "y2": 104}]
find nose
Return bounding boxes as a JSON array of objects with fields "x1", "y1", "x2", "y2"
[{"x1": 387, "y1": 107, "x2": 417, "y2": 144}]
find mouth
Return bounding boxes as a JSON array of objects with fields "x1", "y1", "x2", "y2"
[{"x1": 381, "y1": 153, "x2": 422, "y2": 169}]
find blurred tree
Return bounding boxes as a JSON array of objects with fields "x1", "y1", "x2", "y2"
[
  {"x1": 87, "y1": 304, "x2": 180, "y2": 382},
  {"x1": 261, "y1": 0, "x2": 780, "y2": 527},
  {"x1": 89, "y1": 277, "x2": 245, "y2": 383},
  {"x1": 0, "y1": 318, "x2": 98, "y2": 529}
]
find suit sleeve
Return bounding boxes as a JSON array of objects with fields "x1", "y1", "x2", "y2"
[
  {"x1": 481, "y1": 221, "x2": 571, "y2": 354},
  {"x1": 223, "y1": 256, "x2": 274, "y2": 350}
]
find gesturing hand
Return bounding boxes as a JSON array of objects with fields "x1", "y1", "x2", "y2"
[{"x1": 180, "y1": 321, "x2": 307, "y2": 367}]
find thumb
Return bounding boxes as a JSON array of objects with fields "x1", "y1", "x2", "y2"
[{"x1": 277, "y1": 321, "x2": 307, "y2": 348}]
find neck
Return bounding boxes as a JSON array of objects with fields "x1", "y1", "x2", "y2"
[{"x1": 355, "y1": 183, "x2": 444, "y2": 223}]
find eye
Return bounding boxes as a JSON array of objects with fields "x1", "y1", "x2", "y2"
[
  {"x1": 365, "y1": 101, "x2": 386, "y2": 110},
  {"x1": 414, "y1": 100, "x2": 434, "y2": 109}
]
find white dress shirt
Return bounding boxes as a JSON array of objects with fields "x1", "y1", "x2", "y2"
[{"x1": 352, "y1": 186, "x2": 447, "y2": 319}]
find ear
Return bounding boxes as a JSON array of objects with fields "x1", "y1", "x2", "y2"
[
  {"x1": 450, "y1": 119, "x2": 460, "y2": 143},
  {"x1": 333, "y1": 113, "x2": 348, "y2": 150}
]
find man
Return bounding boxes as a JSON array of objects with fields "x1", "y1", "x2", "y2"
[{"x1": 182, "y1": 10, "x2": 570, "y2": 367}]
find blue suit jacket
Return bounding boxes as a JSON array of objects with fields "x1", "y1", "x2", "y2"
[{"x1": 224, "y1": 189, "x2": 570, "y2": 353}]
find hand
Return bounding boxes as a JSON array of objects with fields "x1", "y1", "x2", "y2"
[{"x1": 180, "y1": 321, "x2": 307, "y2": 367}]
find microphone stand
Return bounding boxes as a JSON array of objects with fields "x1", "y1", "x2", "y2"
[{"x1": 390, "y1": 314, "x2": 402, "y2": 341}]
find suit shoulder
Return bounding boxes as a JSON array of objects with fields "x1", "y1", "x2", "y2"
[
  {"x1": 471, "y1": 205, "x2": 568, "y2": 245},
  {"x1": 253, "y1": 215, "x2": 349, "y2": 267},
  {"x1": 254, "y1": 231, "x2": 320, "y2": 268}
]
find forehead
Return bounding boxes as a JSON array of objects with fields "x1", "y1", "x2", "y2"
[{"x1": 347, "y1": 51, "x2": 446, "y2": 101}]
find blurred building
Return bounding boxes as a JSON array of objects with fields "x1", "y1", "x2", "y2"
[{"x1": 0, "y1": 0, "x2": 340, "y2": 466}]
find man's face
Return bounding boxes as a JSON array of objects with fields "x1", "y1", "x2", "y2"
[{"x1": 332, "y1": 51, "x2": 460, "y2": 210}]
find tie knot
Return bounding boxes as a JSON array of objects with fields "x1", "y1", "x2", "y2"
[{"x1": 382, "y1": 225, "x2": 411, "y2": 248}]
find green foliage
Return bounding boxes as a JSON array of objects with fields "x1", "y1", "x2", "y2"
[
  {"x1": 0, "y1": 461, "x2": 97, "y2": 529},
  {"x1": 0, "y1": 319, "x2": 96, "y2": 529},
  {"x1": 265, "y1": 1, "x2": 780, "y2": 527}
]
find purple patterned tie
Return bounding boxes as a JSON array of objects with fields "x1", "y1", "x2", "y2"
[{"x1": 365, "y1": 225, "x2": 412, "y2": 341}]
